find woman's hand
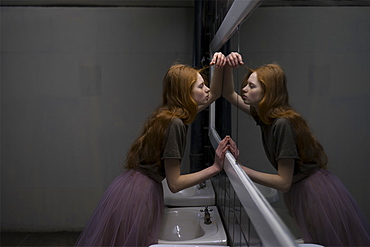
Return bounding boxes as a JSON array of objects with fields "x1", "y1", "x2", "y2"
[
  {"x1": 210, "y1": 52, "x2": 227, "y2": 68},
  {"x1": 226, "y1": 52, "x2": 244, "y2": 68},
  {"x1": 227, "y1": 137, "x2": 240, "y2": 161},
  {"x1": 213, "y1": 136, "x2": 230, "y2": 172}
]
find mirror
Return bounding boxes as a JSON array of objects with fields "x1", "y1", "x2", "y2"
[
  {"x1": 213, "y1": 2, "x2": 370, "y2": 242},
  {"x1": 207, "y1": 1, "x2": 299, "y2": 246},
  {"x1": 208, "y1": 0, "x2": 263, "y2": 148}
]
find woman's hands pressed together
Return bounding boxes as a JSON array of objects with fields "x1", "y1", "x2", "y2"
[
  {"x1": 213, "y1": 136, "x2": 242, "y2": 171},
  {"x1": 210, "y1": 51, "x2": 244, "y2": 68}
]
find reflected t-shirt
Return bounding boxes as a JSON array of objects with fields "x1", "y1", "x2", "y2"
[{"x1": 252, "y1": 111, "x2": 318, "y2": 175}]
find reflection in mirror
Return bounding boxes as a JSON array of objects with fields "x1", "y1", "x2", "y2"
[
  {"x1": 228, "y1": 17, "x2": 300, "y2": 241},
  {"x1": 227, "y1": 5, "x2": 370, "y2": 246},
  {"x1": 229, "y1": 30, "x2": 275, "y2": 176}
]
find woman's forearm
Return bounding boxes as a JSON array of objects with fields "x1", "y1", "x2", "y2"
[
  {"x1": 222, "y1": 65, "x2": 251, "y2": 114},
  {"x1": 209, "y1": 66, "x2": 223, "y2": 101},
  {"x1": 222, "y1": 65, "x2": 236, "y2": 102},
  {"x1": 198, "y1": 59, "x2": 225, "y2": 112},
  {"x1": 241, "y1": 163, "x2": 293, "y2": 193},
  {"x1": 173, "y1": 165, "x2": 221, "y2": 193}
]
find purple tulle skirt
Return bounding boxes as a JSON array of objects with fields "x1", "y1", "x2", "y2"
[
  {"x1": 284, "y1": 169, "x2": 370, "y2": 246},
  {"x1": 75, "y1": 169, "x2": 164, "y2": 247}
]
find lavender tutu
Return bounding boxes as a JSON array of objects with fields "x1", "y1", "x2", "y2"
[
  {"x1": 284, "y1": 169, "x2": 370, "y2": 246},
  {"x1": 75, "y1": 169, "x2": 164, "y2": 247}
]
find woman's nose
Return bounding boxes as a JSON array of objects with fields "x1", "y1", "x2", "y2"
[{"x1": 205, "y1": 86, "x2": 210, "y2": 92}]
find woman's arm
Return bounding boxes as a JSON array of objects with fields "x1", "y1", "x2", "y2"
[
  {"x1": 164, "y1": 159, "x2": 220, "y2": 193},
  {"x1": 241, "y1": 159, "x2": 295, "y2": 193},
  {"x1": 222, "y1": 52, "x2": 251, "y2": 115},
  {"x1": 227, "y1": 137, "x2": 294, "y2": 192},
  {"x1": 198, "y1": 52, "x2": 226, "y2": 112},
  {"x1": 165, "y1": 136, "x2": 230, "y2": 193}
]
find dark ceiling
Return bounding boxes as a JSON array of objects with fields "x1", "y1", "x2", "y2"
[{"x1": 1, "y1": 0, "x2": 369, "y2": 7}]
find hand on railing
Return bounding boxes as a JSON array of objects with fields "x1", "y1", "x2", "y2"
[{"x1": 227, "y1": 137, "x2": 240, "y2": 161}]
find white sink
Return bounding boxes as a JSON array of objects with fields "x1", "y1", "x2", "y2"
[
  {"x1": 151, "y1": 245, "x2": 228, "y2": 247},
  {"x1": 162, "y1": 179, "x2": 215, "y2": 206},
  {"x1": 158, "y1": 206, "x2": 227, "y2": 246},
  {"x1": 297, "y1": 244, "x2": 324, "y2": 247},
  {"x1": 254, "y1": 182, "x2": 279, "y2": 204}
]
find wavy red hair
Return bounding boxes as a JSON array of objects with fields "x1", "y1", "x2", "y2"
[{"x1": 125, "y1": 64, "x2": 199, "y2": 169}]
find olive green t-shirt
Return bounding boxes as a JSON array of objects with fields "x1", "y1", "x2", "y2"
[
  {"x1": 253, "y1": 114, "x2": 318, "y2": 175},
  {"x1": 135, "y1": 118, "x2": 188, "y2": 183},
  {"x1": 162, "y1": 118, "x2": 188, "y2": 161}
]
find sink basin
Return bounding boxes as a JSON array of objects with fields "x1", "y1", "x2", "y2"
[
  {"x1": 254, "y1": 182, "x2": 279, "y2": 204},
  {"x1": 158, "y1": 206, "x2": 227, "y2": 246},
  {"x1": 151, "y1": 245, "x2": 228, "y2": 247},
  {"x1": 162, "y1": 179, "x2": 215, "y2": 206}
]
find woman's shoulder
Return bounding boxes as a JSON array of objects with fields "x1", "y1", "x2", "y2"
[
  {"x1": 170, "y1": 117, "x2": 185, "y2": 126},
  {"x1": 271, "y1": 117, "x2": 294, "y2": 130},
  {"x1": 274, "y1": 117, "x2": 291, "y2": 125},
  {"x1": 166, "y1": 118, "x2": 188, "y2": 141},
  {"x1": 168, "y1": 118, "x2": 187, "y2": 132}
]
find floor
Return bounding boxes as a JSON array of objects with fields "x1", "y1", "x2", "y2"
[{"x1": 0, "y1": 232, "x2": 81, "y2": 247}]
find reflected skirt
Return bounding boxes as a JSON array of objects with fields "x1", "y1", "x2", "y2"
[
  {"x1": 75, "y1": 169, "x2": 164, "y2": 247},
  {"x1": 284, "y1": 169, "x2": 370, "y2": 246}
]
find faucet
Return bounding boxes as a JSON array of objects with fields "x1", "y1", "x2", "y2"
[
  {"x1": 200, "y1": 206, "x2": 213, "y2": 225},
  {"x1": 198, "y1": 181, "x2": 207, "y2": 189}
]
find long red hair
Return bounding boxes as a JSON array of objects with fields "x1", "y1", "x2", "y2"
[
  {"x1": 125, "y1": 64, "x2": 199, "y2": 169},
  {"x1": 242, "y1": 64, "x2": 328, "y2": 168}
]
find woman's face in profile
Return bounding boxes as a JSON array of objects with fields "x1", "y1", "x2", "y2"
[
  {"x1": 241, "y1": 72, "x2": 263, "y2": 107},
  {"x1": 191, "y1": 73, "x2": 210, "y2": 106}
]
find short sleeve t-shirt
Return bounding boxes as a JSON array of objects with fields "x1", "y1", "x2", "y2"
[
  {"x1": 134, "y1": 118, "x2": 188, "y2": 183},
  {"x1": 252, "y1": 112, "x2": 318, "y2": 175},
  {"x1": 259, "y1": 117, "x2": 300, "y2": 169},
  {"x1": 162, "y1": 118, "x2": 188, "y2": 160}
]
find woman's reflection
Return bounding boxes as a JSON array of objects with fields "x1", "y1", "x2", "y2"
[{"x1": 218, "y1": 52, "x2": 370, "y2": 247}]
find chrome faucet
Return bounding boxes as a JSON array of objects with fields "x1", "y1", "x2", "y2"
[
  {"x1": 198, "y1": 181, "x2": 207, "y2": 189},
  {"x1": 200, "y1": 206, "x2": 213, "y2": 225}
]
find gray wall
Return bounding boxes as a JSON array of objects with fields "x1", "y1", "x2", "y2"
[
  {"x1": 1, "y1": 6, "x2": 194, "y2": 231},
  {"x1": 231, "y1": 7, "x2": 370, "y2": 221},
  {"x1": 2, "y1": 5, "x2": 369, "y2": 233}
]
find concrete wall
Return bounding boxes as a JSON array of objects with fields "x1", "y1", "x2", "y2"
[{"x1": 1, "y1": 6, "x2": 194, "y2": 231}]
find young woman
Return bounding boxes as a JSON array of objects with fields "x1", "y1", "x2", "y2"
[
  {"x1": 222, "y1": 52, "x2": 370, "y2": 246},
  {"x1": 75, "y1": 53, "x2": 230, "y2": 247}
]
